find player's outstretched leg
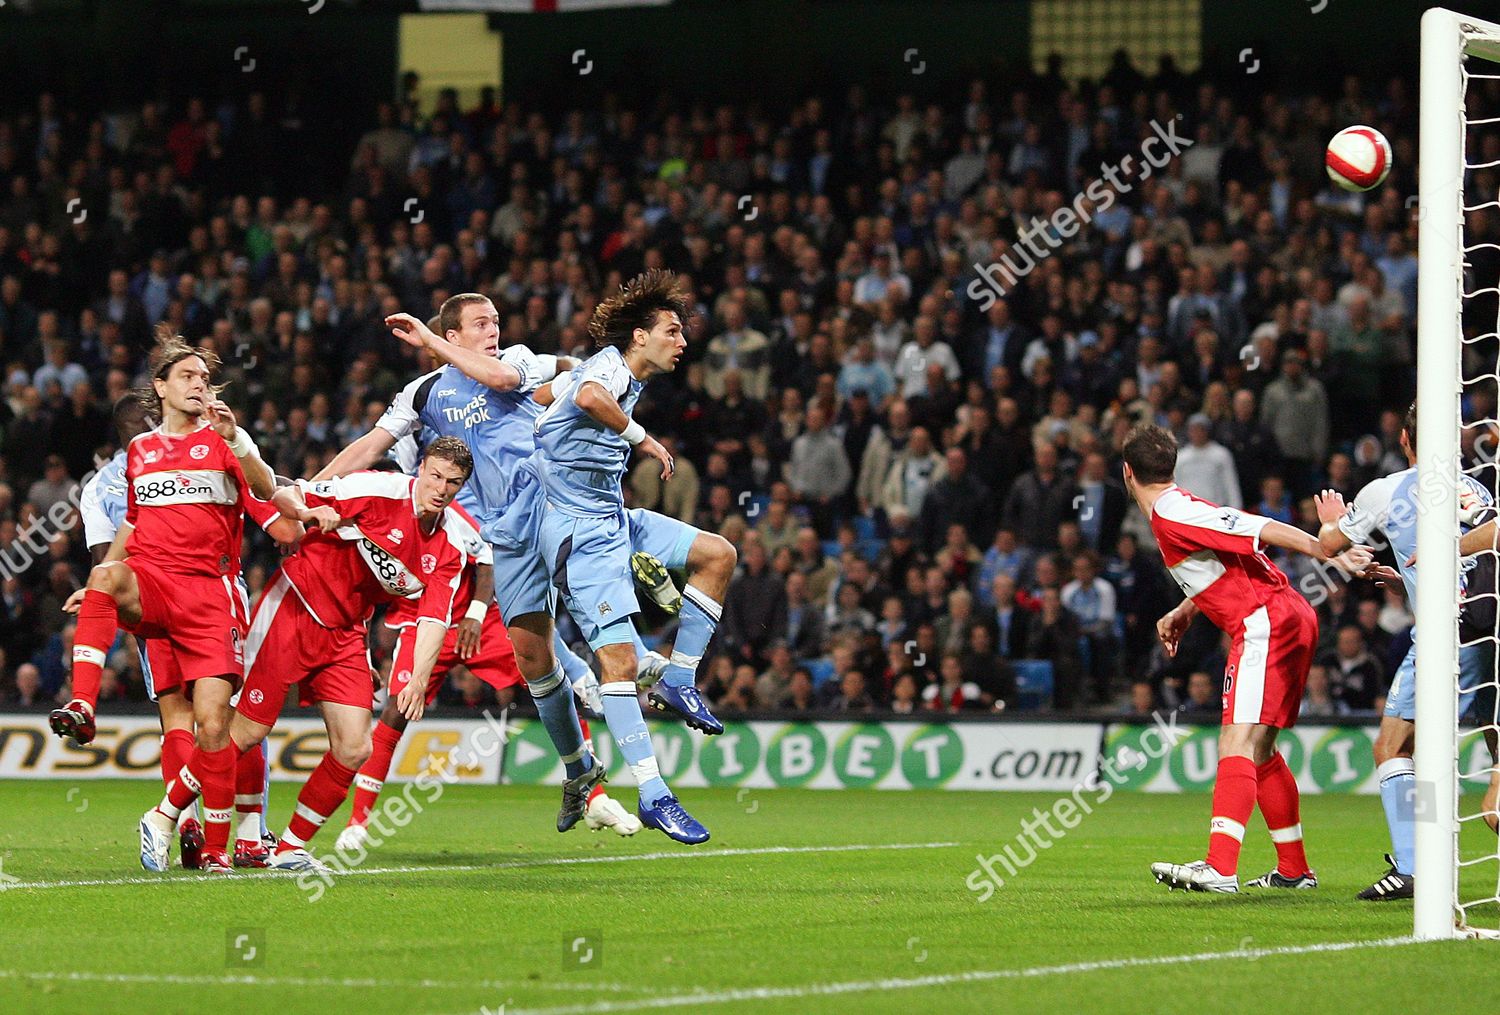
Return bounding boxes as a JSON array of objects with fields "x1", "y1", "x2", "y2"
[
  {"x1": 646, "y1": 534, "x2": 735, "y2": 736},
  {"x1": 1242, "y1": 752, "x2": 1317, "y2": 889},
  {"x1": 269, "y1": 704, "x2": 369, "y2": 872},
  {"x1": 589, "y1": 636, "x2": 709, "y2": 844},
  {"x1": 510, "y1": 615, "x2": 600, "y2": 831}
]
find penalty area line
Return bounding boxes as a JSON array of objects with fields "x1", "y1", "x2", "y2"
[
  {"x1": 500, "y1": 936, "x2": 1425, "y2": 1015},
  {"x1": 0, "y1": 841, "x2": 960, "y2": 892}
]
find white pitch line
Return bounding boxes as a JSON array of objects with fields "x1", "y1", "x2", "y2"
[
  {"x1": 501, "y1": 936, "x2": 1425, "y2": 1015},
  {"x1": 0, "y1": 841, "x2": 959, "y2": 892},
  {"x1": 0, "y1": 968, "x2": 635, "y2": 994}
]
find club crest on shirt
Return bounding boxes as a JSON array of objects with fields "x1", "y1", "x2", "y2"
[
  {"x1": 420, "y1": 553, "x2": 437, "y2": 574},
  {"x1": 190, "y1": 444, "x2": 210, "y2": 460}
]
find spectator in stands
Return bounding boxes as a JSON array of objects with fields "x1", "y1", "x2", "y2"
[
  {"x1": 720, "y1": 538, "x2": 785, "y2": 665},
  {"x1": 785, "y1": 403, "x2": 851, "y2": 534},
  {"x1": 1175, "y1": 413, "x2": 1242, "y2": 507},
  {"x1": 704, "y1": 299, "x2": 771, "y2": 400},
  {"x1": 1260, "y1": 349, "x2": 1330, "y2": 493},
  {"x1": 1177, "y1": 671, "x2": 1220, "y2": 720},
  {"x1": 27, "y1": 455, "x2": 77, "y2": 520},
  {"x1": 782, "y1": 570, "x2": 827, "y2": 659},
  {"x1": 918, "y1": 448, "x2": 991, "y2": 552},
  {"x1": 1320, "y1": 625, "x2": 1385, "y2": 711},
  {"x1": 1003, "y1": 442, "x2": 1073, "y2": 549},
  {"x1": 1025, "y1": 587, "x2": 1082, "y2": 710},
  {"x1": 1300, "y1": 663, "x2": 1350, "y2": 718}
]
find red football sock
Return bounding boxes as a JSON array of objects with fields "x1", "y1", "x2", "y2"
[
  {"x1": 1205, "y1": 755, "x2": 1258, "y2": 876},
  {"x1": 199, "y1": 744, "x2": 237, "y2": 854},
  {"x1": 350, "y1": 723, "x2": 403, "y2": 827},
  {"x1": 159, "y1": 750, "x2": 206, "y2": 819},
  {"x1": 279, "y1": 752, "x2": 356, "y2": 852},
  {"x1": 235, "y1": 742, "x2": 266, "y2": 846},
  {"x1": 160, "y1": 728, "x2": 194, "y2": 793},
  {"x1": 1257, "y1": 753, "x2": 1311, "y2": 876},
  {"x1": 70, "y1": 589, "x2": 119, "y2": 710}
]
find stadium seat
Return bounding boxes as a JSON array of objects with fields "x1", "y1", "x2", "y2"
[
  {"x1": 1011, "y1": 660, "x2": 1055, "y2": 711},
  {"x1": 801, "y1": 658, "x2": 836, "y2": 688}
]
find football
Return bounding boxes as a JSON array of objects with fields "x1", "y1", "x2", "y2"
[{"x1": 1326, "y1": 124, "x2": 1393, "y2": 192}]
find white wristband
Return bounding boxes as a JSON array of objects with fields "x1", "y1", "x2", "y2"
[
  {"x1": 464, "y1": 600, "x2": 488, "y2": 623},
  {"x1": 535, "y1": 354, "x2": 559, "y2": 382},
  {"x1": 227, "y1": 426, "x2": 259, "y2": 459},
  {"x1": 620, "y1": 420, "x2": 646, "y2": 445}
]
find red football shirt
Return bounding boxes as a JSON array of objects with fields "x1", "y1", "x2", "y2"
[
  {"x1": 385, "y1": 502, "x2": 489, "y2": 630},
  {"x1": 1149, "y1": 485, "x2": 1290, "y2": 633},
  {"x1": 125, "y1": 422, "x2": 250, "y2": 578},
  {"x1": 280, "y1": 471, "x2": 466, "y2": 631}
]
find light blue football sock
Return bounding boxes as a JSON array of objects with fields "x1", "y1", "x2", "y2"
[
  {"x1": 531, "y1": 662, "x2": 592, "y2": 780},
  {"x1": 601, "y1": 681, "x2": 669, "y2": 805},
  {"x1": 661, "y1": 584, "x2": 721, "y2": 689},
  {"x1": 1378, "y1": 757, "x2": 1416, "y2": 876}
]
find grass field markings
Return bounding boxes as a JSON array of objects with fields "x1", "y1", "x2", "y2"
[
  {"x1": 0, "y1": 968, "x2": 637, "y2": 994},
  {"x1": 498, "y1": 936, "x2": 1425, "y2": 1014},
  {"x1": 0, "y1": 840, "x2": 962, "y2": 892}
]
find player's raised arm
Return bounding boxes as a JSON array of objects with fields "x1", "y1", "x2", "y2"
[
  {"x1": 573, "y1": 379, "x2": 674, "y2": 481},
  {"x1": 387, "y1": 311, "x2": 525, "y2": 392},
  {"x1": 208, "y1": 398, "x2": 275, "y2": 500}
]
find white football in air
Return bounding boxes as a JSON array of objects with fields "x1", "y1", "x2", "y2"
[{"x1": 1326, "y1": 125, "x2": 1392, "y2": 192}]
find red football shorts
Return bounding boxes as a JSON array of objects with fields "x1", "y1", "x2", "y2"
[
  {"x1": 1223, "y1": 590, "x2": 1318, "y2": 729},
  {"x1": 122, "y1": 557, "x2": 249, "y2": 694},
  {"x1": 388, "y1": 603, "x2": 523, "y2": 706},
  {"x1": 236, "y1": 572, "x2": 373, "y2": 727}
]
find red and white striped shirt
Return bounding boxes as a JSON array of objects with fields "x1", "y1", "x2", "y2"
[
  {"x1": 125, "y1": 422, "x2": 250, "y2": 578},
  {"x1": 1149, "y1": 485, "x2": 1289, "y2": 632},
  {"x1": 280, "y1": 471, "x2": 466, "y2": 631}
]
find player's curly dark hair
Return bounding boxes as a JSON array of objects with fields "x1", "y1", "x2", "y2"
[
  {"x1": 587, "y1": 269, "x2": 692, "y2": 351},
  {"x1": 142, "y1": 325, "x2": 224, "y2": 418}
]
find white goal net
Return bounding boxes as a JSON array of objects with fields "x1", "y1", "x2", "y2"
[{"x1": 1418, "y1": 6, "x2": 1500, "y2": 941}]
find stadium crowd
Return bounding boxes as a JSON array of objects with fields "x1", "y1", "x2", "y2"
[{"x1": 0, "y1": 54, "x2": 1473, "y2": 719}]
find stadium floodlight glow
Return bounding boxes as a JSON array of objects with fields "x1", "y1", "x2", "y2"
[{"x1": 1416, "y1": 6, "x2": 1500, "y2": 942}]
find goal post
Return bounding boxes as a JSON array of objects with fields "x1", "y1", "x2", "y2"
[{"x1": 1415, "y1": 6, "x2": 1500, "y2": 941}]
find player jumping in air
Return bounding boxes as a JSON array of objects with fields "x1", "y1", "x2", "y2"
[
  {"x1": 319, "y1": 297, "x2": 665, "y2": 827},
  {"x1": 1316, "y1": 402, "x2": 1500, "y2": 898},
  {"x1": 378, "y1": 294, "x2": 731, "y2": 839},
  {"x1": 520, "y1": 269, "x2": 737, "y2": 844},
  {"x1": 1122, "y1": 423, "x2": 1372, "y2": 893},
  {"x1": 60, "y1": 330, "x2": 277, "y2": 873},
  {"x1": 141, "y1": 438, "x2": 473, "y2": 872}
]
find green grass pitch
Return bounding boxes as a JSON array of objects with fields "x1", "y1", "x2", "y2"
[{"x1": 1, "y1": 780, "x2": 1498, "y2": 1013}]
